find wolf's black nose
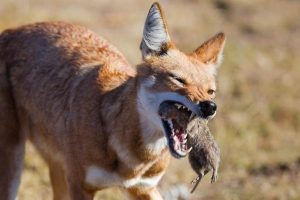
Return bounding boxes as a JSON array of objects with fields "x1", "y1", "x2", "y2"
[{"x1": 199, "y1": 101, "x2": 217, "y2": 118}]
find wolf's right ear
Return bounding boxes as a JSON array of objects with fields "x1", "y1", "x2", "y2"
[{"x1": 140, "y1": 2, "x2": 171, "y2": 59}]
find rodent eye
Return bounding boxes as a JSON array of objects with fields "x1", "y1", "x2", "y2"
[
  {"x1": 168, "y1": 73, "x2": 186, "y2": 84},
  {"x1": 207, "y1": 89, "x2": 216, "y2": 95}
]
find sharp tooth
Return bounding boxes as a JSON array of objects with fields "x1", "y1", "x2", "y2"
[
  {"x1": 183, "y1": 134, "x2": 187, "y2": 139},
  {"x1": 189, "y1": 113, "x2": 195, "y2": 121},
  {"x1": 171, "y1": 129, "x2": 175, "y2": 136},
  {"x1": 186, "y1": 147, "x2": 192, "y2": 153},
  {"x1": 183, "y1": 139, "x2": 187, "y2": 144},
  {"x1": 167, "y1": 119, "x2": 173, "y2": 129}
]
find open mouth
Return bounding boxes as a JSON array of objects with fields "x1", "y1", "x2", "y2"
[{"x1": 158, "y1": 101, "x2": 197, "y2": 158}]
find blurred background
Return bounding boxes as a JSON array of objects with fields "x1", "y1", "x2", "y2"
[{"x1": 1, "y1": 0, "x2": 300, "y2": 199}]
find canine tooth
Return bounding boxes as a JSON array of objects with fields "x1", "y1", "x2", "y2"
[
  {"x1": 186, "y1": 147, "x2": 192, "y2": 153},
  {"x1": 183, "y1": 139, "x2": 187, "y2": 144},
  {"x1": 167, "y1": 119, "x2": 173, "y2": 129},
  {"x1": 189, "y1": 113, "x2": 195, "y2": 121},
  {"x1": 170, "y1": 124, "x2": 173, "y2": 129}
]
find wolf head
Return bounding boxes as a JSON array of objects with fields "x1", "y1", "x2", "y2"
[{"x1": 137, "y1": 2, "x2": 225, "y2": 158}]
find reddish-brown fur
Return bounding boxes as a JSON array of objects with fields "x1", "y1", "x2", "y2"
[{"x1": 0, "y1": 3, "x2": 225, "y2": 200}]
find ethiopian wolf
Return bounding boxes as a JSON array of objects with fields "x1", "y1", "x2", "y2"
[{"x1": 0, "y1": 2, "x2": 225, "y2": 200}]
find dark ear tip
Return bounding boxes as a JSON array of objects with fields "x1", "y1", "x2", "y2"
[
  {"x1": 216, "y1": 32, "x2": 226, "y2": 41},
  {"x1": 152, "y1": 2, "x2": 161, "y2": 9},
  {"x1": 150, "y1": 2, "x2": 165, "y2": 15}
]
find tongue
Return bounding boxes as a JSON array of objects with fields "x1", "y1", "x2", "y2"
[
  {"x1": 172, "y1": 129, "x2": 191, "y2": 156},
  {"x1": 169, "y1": 120, "x2": 192, "y2": 157},
  {"x1": 177, "y1": 128, "x2": 184, "y2": 142}
]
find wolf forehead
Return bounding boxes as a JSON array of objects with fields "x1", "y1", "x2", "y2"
[{"x1": 141, "y1": 49, "x2": 217, "y2": 84}]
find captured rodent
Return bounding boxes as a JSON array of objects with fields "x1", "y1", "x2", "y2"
[
  {"x1": 187, "y1": 118, "x2": 221, "y2": 193},
  {"x1": 157, "y1": 101, "x2": 221, "y2": 192}
]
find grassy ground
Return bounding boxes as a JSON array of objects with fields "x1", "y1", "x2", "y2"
[{"x1": 1, "y1": 0, "x2": 300, "y2": 199}]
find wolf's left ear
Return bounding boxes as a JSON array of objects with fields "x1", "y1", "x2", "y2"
[
  {"x1": 140, "y1": 2, "x2": 171, "y2": 59},
  {"x1": 193, "y1": 32, "x2": 226, "y2": 67}
]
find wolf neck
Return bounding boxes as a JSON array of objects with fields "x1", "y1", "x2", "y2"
[
  {"x1": 136, "y1": 79, "x2": 168, "y2": 155},
  {"x1": 137, "y1": 104, "x2": 167, "y2": 155},
  {"x1": 102, "y1": 75, "x2": 167, "y2": 161}
]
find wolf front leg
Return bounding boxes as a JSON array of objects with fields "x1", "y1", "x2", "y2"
[
  {"x1": 0, "y1": 63, "x2": 25, "y2": 200},
  {"x1": 66, "y1": 177, "x2": 94, "y2": 200},
  {"x1": 49, "y1": 160, "x2": 71, "y2": 200},
  {"x1": 0, "y1": 134, "x2": 24, "y2": 200},
  {"x1": 126, "y1": 187, "x2": 163, "y2": 200}
]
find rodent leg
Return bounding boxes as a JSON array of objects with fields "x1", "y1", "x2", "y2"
[
  {"x1": 211, "y1": 168, "x2": 218, "y2": 183},
  {"x1": 190, "y1": 173, "x2": 203, "y2": 193}
]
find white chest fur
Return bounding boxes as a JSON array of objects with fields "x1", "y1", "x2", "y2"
[{"x1": 85, "y1": 166, "x2": 163, "y2": 188}]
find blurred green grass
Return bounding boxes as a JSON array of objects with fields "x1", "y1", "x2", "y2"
[{"x1": 1, "y1": 0, "x2": 300, "y2": 199}]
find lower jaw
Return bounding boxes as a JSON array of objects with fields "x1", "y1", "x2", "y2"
[
  {"x1": 168, "y1": 147, "x2": 187, "y2": 158},
  {"x1": 166, "y1": 132, "x2": 191, "y2": 158},
  {"x1": 162, "y1": 119, "x2": 191, "y2": 158}
]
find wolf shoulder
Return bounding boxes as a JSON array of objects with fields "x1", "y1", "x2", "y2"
[{"x1": 0, "y1": 22, "x2": 133, "y2": 76}]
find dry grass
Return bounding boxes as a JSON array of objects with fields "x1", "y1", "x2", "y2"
[{"x1": 1, "y1": 0, "x2": 300, "y2": 199}]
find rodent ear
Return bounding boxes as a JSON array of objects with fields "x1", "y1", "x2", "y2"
[{"x1": 140, "y1": 2, "x2": 171, "y2": 60}]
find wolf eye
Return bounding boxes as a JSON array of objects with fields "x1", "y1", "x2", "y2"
[
  {"x1": 208, "y1": 89, "x2": 216, "y2": 95},
  {"x1": 168, "y1": 73, "x2": 186, "y2": 84}
]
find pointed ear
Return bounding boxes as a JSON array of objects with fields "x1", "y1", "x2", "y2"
[
  {"x1": 140, "y1": 2, "x2": 171, "y2": 59},
  {"x1": 193, "y1": 32, "x2": 226, "y2": 66}
]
